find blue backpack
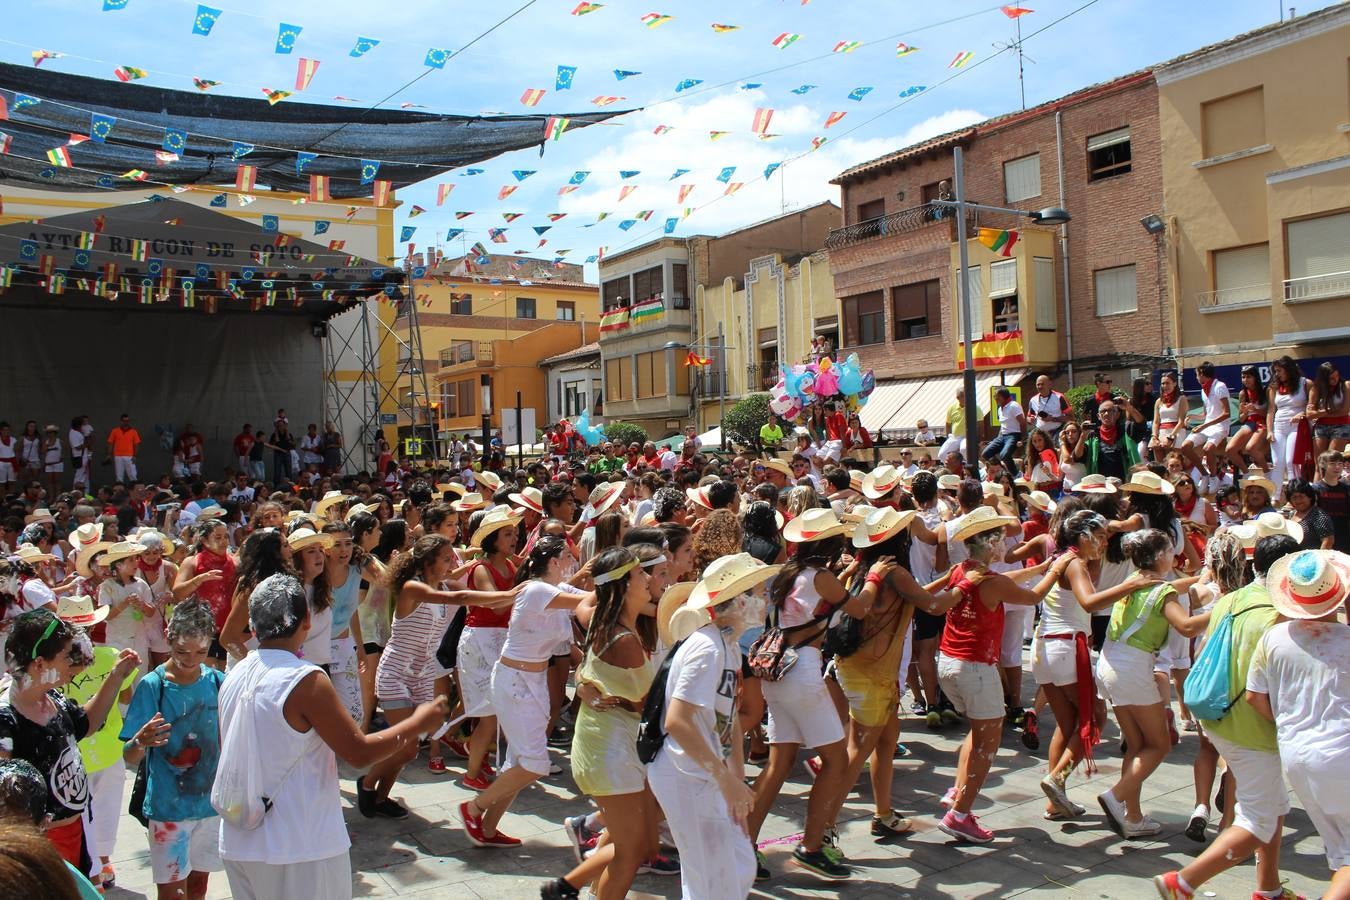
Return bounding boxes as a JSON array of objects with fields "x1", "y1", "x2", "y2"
[{"x1": 1184, "y1": 602, "x2": 1271, "y2": 722}]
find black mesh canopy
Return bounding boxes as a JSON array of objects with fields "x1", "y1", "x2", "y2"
[{"x1": 0, "y1": 62, "x2": 628, "y2": 197}]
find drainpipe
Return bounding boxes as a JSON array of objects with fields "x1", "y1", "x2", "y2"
[{"x1": 1055, "y1": 111, "x2": 1075, "y2": 387}]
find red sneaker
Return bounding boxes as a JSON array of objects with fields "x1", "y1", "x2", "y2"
[
  {"x1": 460, "y1": 801, "x2": 487, "y2": 845},
  {"x1": 461, "y1": 771, "x2": 493, "y2": 791},
  {"x1": 439, "y1": 736, "x2": 470, "y2": 759},
  {"x1": 476, "y1": 830, "x2": 522, "y2": 848},
  {"x1": 938, "y1": 810, "x2": 994, "y2": 844},
  {"x1": 805, "y1": 756, "x2": 822, "y2": 779},
  {"x1": 1152, "y1": 871, "x2": 1193, "y2": 899},
  {"x1": 427, "y1": 757, "x2": 447, "y2": 773}
]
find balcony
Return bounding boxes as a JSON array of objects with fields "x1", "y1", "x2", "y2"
[
  {"x1": 598, "y1": 299, "x2": 692, "y2": 342},
  {"x1": 1284, "y1": 270, "x2": 1350, "y2": 304},
  {"x1": 825, "y1": 202, "x2": 978, "y2": 251},
  {"x1": 438, "y1": 344, "x2": 475, "y2": 366},
  {"x1": 1197, "y1": 282, "x2": 1271, "y2": 313}
]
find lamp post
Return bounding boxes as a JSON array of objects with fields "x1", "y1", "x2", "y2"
[
  {"x1": 665, "y1": 322, "x2": 735, "y2": 451},
  {"x1": 479, "y1": 373, "x2": 492, "y2": 465},
  {"x1": 933, "y1": 145, "x2": 1071, "y2": 479}
]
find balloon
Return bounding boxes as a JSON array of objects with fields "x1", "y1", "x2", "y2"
[
  {"x1": 846, "y1": 353, "x2": 861, "y2": 371},
  {"x1": 818, "y1": 356, "x2": 832, "y2": 372},
  {"x1": 814, "y1": 370, "x2": 839, "y2": 398},
  {"x1": 836, "y1": 360, "x2": 863, "y2": 396},
  {"x1": 845, "y1": 394, "x2": 859, "y2": 413},
  {"x1": 770, "y1": 392, "x2": 801, "y2": 419},
  {"x1": 806, "y1": 362, "x2": 820, "y2": 376},
  {"x1": 860, "y1": 371, "x2": 876, "y2": 397},
  {"x1": 857, "y1": 392, "x2": 869, "y2": 407},
  {"x1": 783, "y1": 367, "x2": 815, "y2": 400}
]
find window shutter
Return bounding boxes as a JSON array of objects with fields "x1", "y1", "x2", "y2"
[
  {"x1": 1213, "y1": 244, "x2": 1270, "y2": 304},
  {"x1": 1287, "y1": 213, "x2": 1350, "y2": 279},
  {"x1": 1094, "y1": 265, "x2": 1137, "y2": 316},
  {"x1": 1033, "y1": 257, "x2": 1056, "y2": 329},
  {"x1": 988, "y1": 259, "x2": 1018, "y2": 299},
  {"x1": 958, "y1": 265, "x2": 986, "y2": 336},
  {"x1": 1003, "y1": 154, "x2": 1041, "y2": 203},
  {"x1": 1087, "y1": 127, "x2": 1130, "y2": 152}
]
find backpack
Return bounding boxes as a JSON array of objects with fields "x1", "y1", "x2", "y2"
[
  {"x1": 822, "y1": 573, "x2": 868, "y2": 659},
  {"x1": 746, "y1": 606, "x2": 827, "y2": 680},
  {"x1": 210, "y1": 666, "x2": 306, "y2": 831},
  {"x1": 636, "y1": 639, "x2": 686, "y2": 764},
  {"x1": 1184, "y1": 600, "x2": 1272, "y2": 722}
]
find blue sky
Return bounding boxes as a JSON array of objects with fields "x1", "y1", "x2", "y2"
[{"x1": 8, "y1": 0, "x2": 1333, "y2": 280}]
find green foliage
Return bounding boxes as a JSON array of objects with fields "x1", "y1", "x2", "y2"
[
  {"x1": 722, "y1": 393, "x2": 772, "y2": 448},
  {"x1": 603, "y1": 421, "x2": 649, "y2": 448},
  {"x1": 1065, "y1": 384, "x2": 1097, "y2": 422}
]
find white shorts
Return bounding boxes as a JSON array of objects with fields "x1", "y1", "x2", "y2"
[
  {"x1": 223, "y1": 852, "x2": 351, "y2": 900},
  {"x1": 457, "y1": 625, "x2": 506, "y2": 717},
  {"x1": 491, "y1": 662, "x2": 552, "y2": 776},
  {"x1": 140, "y1": 613, "x2": 171, "y2": 654},
  {"x1": 1031, "y1": 634, "x2": 1084, "y2": 687},
  {"x1": 648, "y1": 751, "x2": 756, "y2": 900},
  {"x1": 1284, "y1": 753, "x2": 1350, "y2": 870},
  {"x1": 0, "y1": 461, "x2": 14, "y2": 482},
  {"x1": 1096, "y1": 643, "x2": 1160, "y2": 707},
  {"x1": 1155, "y1": 629, "x2": 1191, "y2": 674},
  {"x1": 937, "y1": 654, "x2": 1004, "y2": 720},
  {"x1": 1183, "y1": 423, "x2": 1228, "y2": 449},
  {"x1": 329, "y1": 635, "x2": 364, "y2": 724},
  {"x1": 761, "y1": 647, "x2": 844, "y2": 748},
  {"x1": 1207, "y1": 734, "x2": 1290, "y2": 844},
  {"x1": 1000, "y1": 607, "x2": 1033, "y2": 667},
  {"x1": 149, "y1": 817, "x2": 224, "y2": 884}
]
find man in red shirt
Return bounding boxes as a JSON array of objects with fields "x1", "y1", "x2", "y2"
[
  {"x1": 232, "y1": 424, "x2": 255, "y2": 474},
  {"x1": 177, "y1": 423, "x2": 205, "y2": 476}
]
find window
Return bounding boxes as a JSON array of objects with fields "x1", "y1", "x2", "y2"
[
  {"x1": 602, "y1": 278, "x2": 627, "y2": 311},
  {"x1": 988, "y1": 259, "x2": 1019, "y2": 332},
  {"x1": 635, "y1": 351, "x2": 667, "y2": 399},
  {"x1": 449, "y1": 292, "x2": 471, "y2": 315},
  {"x1": 1095, "y1": 264, "x2": 1137, "y2": 316},
  {"x1": 670, "y1": 263, "x2": 690, "y2": 309},
  {"x1": 704, "y1": 337, "x2": 724, "y2": 397},
  {"x1": 1201, "y1": 87, "x2": 1265, "y2": 158},
  {"x1": 563, "y1": 381, "x2": 586, "y2": 417},
  {"x1": 955, "y1": 265, "x2": 986, "y2": 336},
  {"x1": 556, "y1": 300, "x2": 576, "y2": 321},
  {"x1": 1212, "y1": 244, "x2": 1270, "y2": 305},
  {"x1": 1033, "y1": 257, "x2": 1056, "y2": 330},
  {"x1": 1287, "y1": 212, "x2": 1350, "y2": 301},
  {"x1": 891, "y1": 279, "x2": 940, "y2": 340},
  {"x1": 1087, "y1": 127, "x2": 1132, "y2": 180},
  {"x1": 842, "y1": 292, "x2": 885, "y2": 347},
  {"x1": 515, "y1": 297, "x2": 536, "y2": 319},
  {"x1": 632, "y1": 265, "x2": 662, "y2": 302},
  {"x1": 1003, "y1": 154, "x2": 1041, "y2": 203},
  {"x1": 604, "y1": 356, "x2": 631, "y2": 401},
  {"x1": 758, "y1": 327, "x2": 778, "y2": 388},
  {"x1": 814, "y1": 315, "x2": 838, "y2": 357},
  {"x1": 856, "y1": 199, "x2": 885, "y2": 223},
  {"x1": 441, "y1": 379, "x2": 475, "y2": 417}
]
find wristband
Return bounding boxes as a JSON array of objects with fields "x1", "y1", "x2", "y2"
[{"x1": 864, "y1": 573, "x2": 883, "y2": 587}]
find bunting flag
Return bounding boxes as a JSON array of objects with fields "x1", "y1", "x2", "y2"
[
  {"x1": 18, "y1": 239, "x2": 37, "y2": 261},
  {"x1": 232, "y1": 141, "x2": 254, "y2": 160},
  {"x1": 262, "y1": 88, "x2": 292, "y2": 105},
  {"x1": 631, "y1": 297, "x2": 665, "y2": 323},
  {"x1": 771, "y1": 32, "x2": 801, "y2": 49},
  {"x1": 154, "y1": 151, "x2": 179, "y2": 164},
  {"x1": 470, "y1": 241, "x2": 489, "y2": 257},
  {"x1": 350, "y1": 37, "x2": 380, "y2": 57},
  {"x1": 977, "y1": 227, "x2": 1019, "y2": 256},
  {"x1": 180, "y1": 277, "x2": 195, "y2": 308},
  {"x1": 640, "y1": 12, "x2": 673, "y2": 27},
  {"x1": 1001, "y1": 5, "x2": 1034, "y2": 17},
  {"x1": 595, "y1": 212, "x2": 608, "y2": 222},
  {"x1": 15, "y1": 94, "x2": 40, "y2": 110},
  {"x1": 520, "y1": 88, "x2": 546, "y2": 107},
  {"x1": 832, "y1": 40, "x2": 862, "y2": 53},
  {"x1": 618, "y1": 220, "x2": 636, "y2": 231},
  {"x1": 663, "y1": 217, "x2": 679, "y2": 235},
  {"x1": 275, "y1": 23, "x2": 302, "y2": 54},
  {"x1": 572, "y1": 2, "x2": 604, "y2": 14},
  {"x1": 445, "y1": 228, "x2": 464, "y2": 240},
  {"x1": 192, "y1": 77, "x2": 219, "y2": 91},
  {"x1": 161, "y1": 128, "x2": 187, "y2": 153},
  {"x1": 313, "y1": 220, "x2": 330, "y2": 235},
  {"x1": 46, "y1": 147, "x2": 72, "y2": 167},
  {"x1": 556, "y1": 66, "x2": 578, "y2": 91},
  {"x1": 192, "y1": 5, "x2": 221, "y2": 36},
  {"x1": 372, "y1": 180, "x2": 392, "y2": 205},
  {"x1": 790, "y1": 84, "x2": 817, "y2": 94},
  {"x1": 547, "y1": 213, "x2": 568, "y2": 221},
  {"x1": 716, "y1": 166, "x2": 736, "y2": 183},
  {"x1": 591, "y1": 96, "x2": 624, "y2": 106},
  {"x1": 896, "y1": 42, "x2": 919, "y2": 56},
  {"x1": 618, "y1": 185, "x2": 638, "y2": 201},
  {"x1": 359, "y1": 160, "x2": 380, "y2": 185},
  {"x1": 400, "y1": 226, "x2": 416, "y2": 242},
  {"x1": 487, "y1": 228, "x2": 508, "y2": 243},
  {"x1": 103, "y1": 0, "x2": 129, "y2": 9},
  {"x1": 544, "y1": 117, "x2": 569, "y2": 140},
  {"x1": 0, "y1": 268, "x2": 13, "y2": 289},
  {"x1": 708, "y1": 131, "x2": 730, "y2": 141},
  {"x1": 848, "y1": 86, "x2": 874, "y2": 101},
  {"x1": 723, "y1": 182, "x2": 743, "y2": 196},
  {"x1": 711, "y1": 23, "x2": 739, "y2": 32},
  {"x1": 684, "y1": 350, "x2": 711, "y2": 367},
  {"x1": 669, "y1": 168, "x2": 690, "y2": 180},
  {"x1": 260, "y1": 215, "x2": 278, "y2": 234},
  {"x1": 308, "y1": 174, "x2": 329, "y2": 201},
  {"x1": 497, "y1": 185, "x2": 517, "y2": 200},
  {"x1": 85, "y1": 114, "x2": 116, "y2": 143},
  {"x1": 511, "y1": 169, "x2": 537, "y2": 181},
  {"x1": 454, "y1": 211, "x2": 473, "y2": 219},
  {"x1": 114, "y1": 65, "x2": 148, "y2": 82},
  {"x1": 677, "y1": 184, "x2": 694, "y2": 202},
  {"x1": 763, "y1": 162, "x2": 782, "y2": 180},
  {"x1": 295, "y1": 58, "x2": 320, "y2": 90},
  {"x1": 533, "y1": 225, "x2": 552, "y2": 236},
  {"x1": 32, "y1": 50, "x2": 63, "y2": 67},
  {"x1": 236, "y1": 164, "x2": 257, "y2": 191},
  {"x1": 614, "y1": 69, "x2": 641, "y2": 80},
  {"x1": 424, "y1": 48, "x2": 451, "y2": 68},
  {"x1": 899, "y1": 84, "x2": 927, "y2": 98},
  {"x1": 208, "y1": 193, "x2": 226, "y2": 207},
  {"x1": 653, "y1": 125, "x2": 672, "y2": 135},
  {"x1": 502, "y1": 212, "x2": 522, "y2": 223},
  {"x1": 0, "y1": 132, "x2": 11, "y2": 154},
  {"x1": 600, "y1": 306, "x2": 630, "y2": 332},
  {"x1": 751, "y1": 107, "x2": 774, "y2": 135},
  {"x1": 66, "y1": 134, "x2": 90, "y2": 146},
  {"x1": 436, "y1": 183, "x2": 454, "y2": 205},
  {"x1": 635, "y1": 210, "x2": 654, "y2": 221},
  {"x1": 948, "y1": 50, "x2": 974, "y2": 68},
  {"x1": 129, "y1": 240, "x2": 148, "y2": 262},
  {"x1": 295, "y1": 151, "x2": 317, "y2": 174},
  {"x1": 824, "y1": 111, "x2": 847, "y2": 128},
  {"x1": 741, "y1": 82, "x2": 763, "y2": 90},
  {"x1": 810, "y1": 136, "x2": 828, "y2": 151},
  {"x1": 408, "y1": 205, "x2": 426, "y2": 218},
  {"x1": 674, "y1": 79, "x2": 702, "y2": 92},
  {"x1": 327, "y1": 240, "x2": 346, "y2": 250},
  {"x1": 75, "y1": 232, "x2": 96, "y2": 250}
]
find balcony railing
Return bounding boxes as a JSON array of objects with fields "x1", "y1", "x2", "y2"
[
  {"x1": 825, "y1": 202, "x2": 978, "y2": 250},
  {"x1": 1283, "y1": 270, "x2": 1350, "y2": 304},
  {"x1": 438, "y1": 345, "x2": 476, "y2": 366},
  {"x1": 1197, "y1": 283, "x2": 1270, "y2": 310}
]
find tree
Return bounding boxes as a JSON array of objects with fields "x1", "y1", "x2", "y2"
[
  {"x1": 1065, "y1": 384, "x2": 1097, "y2": 422},
  {"x1": 722, "y1": 393, "x2": 772, "y2": 450},
  {"x1": 603, "y1": 421, "x2": 648, "y2": 448}
]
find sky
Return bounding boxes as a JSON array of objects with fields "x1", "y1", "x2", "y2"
[{"x1": 7, "y1": 0, "x2": 1336, "y2": 282}]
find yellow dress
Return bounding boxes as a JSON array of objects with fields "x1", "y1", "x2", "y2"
[
  {"x1": 834, "y1": 604, "x2": 910, "y2": 728},
  {"x1": 571, "y1": 636, "x2": 655, "y2": 797}
]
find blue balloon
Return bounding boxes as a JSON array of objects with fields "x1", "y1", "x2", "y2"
[{"x1": 836, "y1": 360, "x2": 863, "y2": 396}]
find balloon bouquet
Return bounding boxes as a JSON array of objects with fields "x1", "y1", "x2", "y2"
[
  {"x1": 569, "y1": 411, "x2": 608, "y2": 448},
  {"x1": 769, "y1": 353, "x2": 876, "y2": 423}
]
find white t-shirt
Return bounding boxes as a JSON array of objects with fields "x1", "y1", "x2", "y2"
[
  {"x1": 98, "y1": 578, "x2": 153, "y2": 651},
  {"x1": 299, "y1": 434, "x2": 322, "y2": 465},
  {"x1": 69, "y1": 425, "x2": 92, "y2": 462},
  {"x1": 1028, "y1": 391, "x2": 1068, "y2": 434},
  {"x1": 299, "y1": 583, "x2": 333, "y2": 665},
  {"x1": 910, "y1": 505, "x2": 944, "y2": 584},
  {"x1": 228, "y1": 486, "x2": 256, "y2": 504},
  {"x1": 501, "y1": 582, "x2": 570, "y2": 662},
  {"x1": 998, "y1": 401, "x2": 1025, "y2": 435},
  {"x1": 1200, "y1": 380, "x2": 1231, "y2": 428},
  {"x1": 1246, "y1": 620, "x2": 1350, "y2": 768},
  {"x1": 914, "y1": 428, "x2": 937, "y2": 445},
  {"x1": 661, "y1": 624, "x2": 740, "y2": 782}
]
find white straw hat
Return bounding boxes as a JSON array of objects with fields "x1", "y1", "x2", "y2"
[
  {"x1": 687, "y1": 553, "x2": 782, "y2": 612},
  {"x1": 1266, "y1": 549, "x2": 1350, "y2": 620}
]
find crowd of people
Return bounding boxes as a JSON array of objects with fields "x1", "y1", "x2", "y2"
[{"x1": 0, "y1": 358, "x2": 1347, "y2": 900}]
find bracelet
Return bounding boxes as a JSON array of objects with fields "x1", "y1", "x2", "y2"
[{"x1": 864, "y1": 573, "x2": 883, "y2": 587}]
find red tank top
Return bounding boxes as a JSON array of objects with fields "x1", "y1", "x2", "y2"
[
  {"x1": 1242, "y1": 386, "x2": 1265, "y2": 425},
  {"x1": 465, "y1": 559, "x2": 515, "y2": 628},
  {"x1": 194, "y1": 549, "x2": 238, "y2": 631},
  {"x1": 939, "y1": 562, "x2": 1005, "y2": 665}
]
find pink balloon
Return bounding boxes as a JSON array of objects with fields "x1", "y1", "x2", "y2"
[{"x1": 814, "y1": 370, "x2": 839, "y2": 397}]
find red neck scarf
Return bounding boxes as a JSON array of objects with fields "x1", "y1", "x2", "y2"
[
  {"x1": 1095, "y1": 389, "x2": 1111, "y2": 403},
  {"x1": 1174, "y1": 491, "x2": 1197, "y2": 518},
  {"x1": 1098, "y1": 422, "x2": 1119, "y2": 444},
  {"x1": 1161, "y1": 388, "x2": 1178, "y2": 406}
]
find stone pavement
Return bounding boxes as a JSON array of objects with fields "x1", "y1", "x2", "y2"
[{"x1": 100, "y1": 706, "x2": 1333, "y2": 900}]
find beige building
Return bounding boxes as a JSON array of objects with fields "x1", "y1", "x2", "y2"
[{"x1": 1158, "y1": 4, "x2": 1350, "y2": 372}]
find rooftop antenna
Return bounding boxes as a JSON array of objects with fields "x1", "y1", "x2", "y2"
[{"x1": 993, "y1": 6, "x2": 1037, "y2": 111}]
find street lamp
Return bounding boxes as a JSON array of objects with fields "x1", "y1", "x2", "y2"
[
  {"x1": 664, "y1": 321, "x2": 735, "y2": 451},
  {"x1": 931, "y1": 145, "x2": 1071, "y2": 479}
]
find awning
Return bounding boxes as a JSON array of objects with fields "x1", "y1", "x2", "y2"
[{"x1": 861, "y1": 369, "x2": 1027, "y2": 434}]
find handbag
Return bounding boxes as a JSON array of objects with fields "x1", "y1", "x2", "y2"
[
  {"x1": 746, "y1": 606, "x2": 827, "y2": 681},
  {"x1": 434, "y1": 606, "x2": 469, "y2": 670}
]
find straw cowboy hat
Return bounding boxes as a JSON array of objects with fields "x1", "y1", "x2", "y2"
[
  {"x1": 287, "y1": 527, "x2": 335, "y2": 553},
  {"x1": 852, "y1": 507, "x2": 918, "y2": 549},
  {"x1": 55, "y1": 594, "x2": 109, "y2": 628},
  {"x1": 1252, "y1": 511, "x2": 1304, "y2": 545},
  {"x1": 312, "y1": 491, "x2": 353, "y2": 520},
  {"x1": 23, "y1": 508, "x2": 54, "y2": 526},
  {"x1": 763, "y1": 458, "x2": 794, "y2": 479},
  {"x1": 74, "y1": 542, "x2": 114, "y2": 578},
  {"x1": 131, "y1": 528, "x2": 177, "y2": 555},
  {"x1": 69, "y1": 523, "x2": 104, "y2": 554},
  {"x1": 476, "y1": 470, "x2": 503, "y2": 492},
  {"x1": 937, "y1": 473, "x2": 962, "y2": 491},
  {"x1": 783, "y1": 508, "x2": 853, "y2": 544},
  {"x1": 981, "y1": 481, "x2": 1006, "y2": 498},
  {"x1": 195, "y1": 506, "x2": 226, "y2": 520},
  {"x1": 1228, "y1": 523, "x2": 1259, "y2": 558},
  {"x1": 1121, "y1": 471, "x2": 1175, "y2": 496},
  {"x1": 1025, "y1": 491, "x2": 1057, "y2": 515},
  {"x1": 687, "y1": 553, "x2": 783, "y2": 612},
  {"x1": 437, "y1": 482, "x2": 468, "y2": 497},
  {"x1": 637, "y1": 510, "x2": 657, "y2": 527},
  {"x1": 588, "y1": 482, "x2": 625, "y2": 517},
  {"x1": 345, "y1": 502, "x2": 378, "y2": 521},
  {"x1": 285, "y1": 510, "x2": 321, "y2": 528},
  {"x1": 950, "y1": 506, "x2": 1019, "y2": 544},
  {"x1": 861, "y1": 465, "x2": 903, "y2": 500},
  {"x1": 840, "y1": 504, "x2": 877, "y2": 524},
  {"x1": 451, "y1": 492, "x2": 488, "y2": 512},
  {"x1": 1241, "y1": 467, "x2": 1278, "y2": 498},
  {"x1": 1266, "y1": 549, "x2": 1350, "y2": 620},
  {"x1": 1069, "y1": 474, "x2": 1118, "y2": 494},
  {"x1": 12, "y1": 544, "x2": 55, "y2": 565},
  {"x1": 101, "y1": 541, "x2": 148, "y2": 568},
  {"x1": 471, "y1": 506, "x2": 523, "y2": 548},
  {"x1": 656, "y1": 581, "x2": 701, "y2": 646},
  {"x1": 686, "y1": 485, "x2": 715, "y2": 511},
  {"x1": 508, "y1": 486, "x2": 545, "y2": 514},
  {"x1": 848, "y1": 470, "x2": 866, "y2": 493}
]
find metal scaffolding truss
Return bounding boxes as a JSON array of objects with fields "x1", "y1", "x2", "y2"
[{"x1": 323, "y1": 299, "x2": 439, "y2": 474}]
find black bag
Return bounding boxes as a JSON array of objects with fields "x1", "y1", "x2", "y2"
[
  {"x1": 435, "y1": 606, "x2": 469, "y2": 670},
  {"x1": 636, "y1": 638, "x2": 685, "y2": 764},
  {"x1": 823, "y1": 574, "x2": 867, "y2": 659}
]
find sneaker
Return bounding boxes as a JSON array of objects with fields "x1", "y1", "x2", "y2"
[
  {"x1": 1153, "y1": 871, "x2": 1193, "y2": 900},
  {"x1": 439, "y1": 736, "x2": 470, "y2": 759},
  {"x1": 1167, "y1": 708, "x2": 1180, "y2": 746},
  {"x1": 636, "y1": 854, "x2": 680, "y2": 876},
  {"x1": 754, "y1": 850, "x2": 771, "y2": 882},
  {"x1": 1181, "y1": 718, "x2": 1199, "y2": 733},
  {"x1": 1185, "y1": 805, "x2": 1209, "y2": 843},
  {"x1": 1249, "y1": 887, "x2": 1304, "y2": 900},
  {"x1": 1006, "y1": 706, "x2": 1025, "y2": 727},
  {"x1": 547, "y1": 727, "x2": 573, "y2": 748},
  {"x1": 356, "y1": 775, "x2": 377, "y2": 819},
  {"x1": 428, "y1": 757, "x2": 447, "y2": 773},
  {"x1": 374, "y1": 798, "x2": 409, "y2": 819},
  {"x1": 549, "y1": 761, "x2": 563, "y2": 775},
  {"x1": 1044, "y1": 801, "x2": 1086, "y2": 821},
  {"x1": 791, "y1": 845, "x2": 851, "y2": 881},
  {"x1": 1040, "y1": 773, "x2": 1074, "y2": 817},
  {"x1": 477, "y1": 829, "x2": 523, "y2": 848},
  {"x1": 822, "y1": 825, "x2": 846, "y2": 862},
  {"x1": 1097, "y1": 790, "x2": 1127, "y2": 838},
  {"x1": 805, "y1": 756, "x2": 822, "y2": 779},
  {"x1": 1122, "y1": 815, "x2": 1162, "y2": 839},
  {"x1": 912, "y1": 699, "x2": 928, "y2": 715},
  {"x1": 893, "y1": 743, "x2": 911, "y2": 759},
  {"x1": 1021, "y1": 710, "x2": 1040, "y2": 751},
  {"x1": 939, "y1": 786, "x2": 957, "y2": 810},
  {"x1": 938, "y1": 810, "x2": 994, "y2": 844},
  {"x1": 99, "y1": 865, "x2": 115, "y2": 889},
  {"x1": 562, "y1": 815, "x2": 593, "y2": 863},
  {"x1": 461, "y1": 771, "x2": 494, "y2": 791},
  {"x1": 540, "y1": 877, "x2": 580, "y2": 900},
  {"x1": 871, "y1": 813, "x2": 913, "y2": 837},
  {"x1": 926, "y1": 709, "x2": 942, "y2": 729},
  {"x1": 460, "y1": 800, "x2": 488, "y2": 845}
]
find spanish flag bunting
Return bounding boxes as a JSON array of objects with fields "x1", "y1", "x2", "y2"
[
  {"x1": 677, "y1": 184, "x2": 694, "y2": 203},
  {"x1": 896, "y1": 42, "x2": 918, "y2": 56},
  {"x1": 32, "y1": 50, "x2": 62, "y2": 67},
  {"x1": 711, "y1": 23, "x2": 739, "y2": 32},
  {"x1": 600, "y1": 306, "x2": 630, "y2": 332},
  {"x1": 771, "y1": 32, "x2": 801, "y2": 49},
  {"x1": 372, "y1": 179, "x2": 392, "y2": 206},
  {"x1": 824, "y1": 111, "x2": 847, "y2": 128},
  {"x1": 618, "y1": 185, "x2": 637, "y2": 201},
  {"x1": 684, "y1": 350, "x2": 711, "y2": 367},
  {"x1": 114, "y1": 65, "x2": 147, "y2": 82},
  {"x1": 544, "y1": 116, "x2": 569, "y2": 141},
  {"x1": 436, "y1": 183, "x2": 454, "y2": 205},
  {"x1": 521, "y1": 88, "x2": 546, "y2": 107},
  {"x1": 262, "y1": 87, "x2": 292, "y2": 105},
  {"x1": 103, "y1": 263, "x2": 117, "y2": 283},
  {"x1": 1001, "y1": 5, "x2": 1033, "y2": 18},
  {"x1": 294, "y1": 58, "x2": 320, "y2": 91},
  {"x1": 977, "y1": 227, "x2": 1019, "y2": 256},
  {"x1": 498, "y1": 185, "x2": 518, "y2": 201},
  {"x1": 46, "y1": 146, "x2": 72, "y2": 167},
  {"x1": 236, "y1": 164, "x2": 256, "y2": 191},
  {"x1": 572, "y1": 1, "x2": 604, "y2": 14},
  {"x1": 640, "y1": 12, "x2": 672, "y2": 28},
  {"x1": 723, "y1": 182, "x2": 743, "y2": 196},
  {"x1": 38, "y1": 254, "x2": 55, "y2": 276},
  {"x1": 832, "y1": 40, "x2": 861, "y2": 53},
  {"x1": 751, "y1": 107, "x2": 773, "y2": 134},
  {"x1": 948, "y1": 50, "x2": 974, "y2": 68},
  {"x1": 591, "y1": 96, "x2": 624, "y2": 107},
  {"x1": 308, "y1": 174, "x2": 330, "y2": 201},
  {"x1": 327, "y1": 239, "x2": 346, "y2": 251},
  {"x1": 558, "y1": 185, "x2": 580, "y2": 195}
]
